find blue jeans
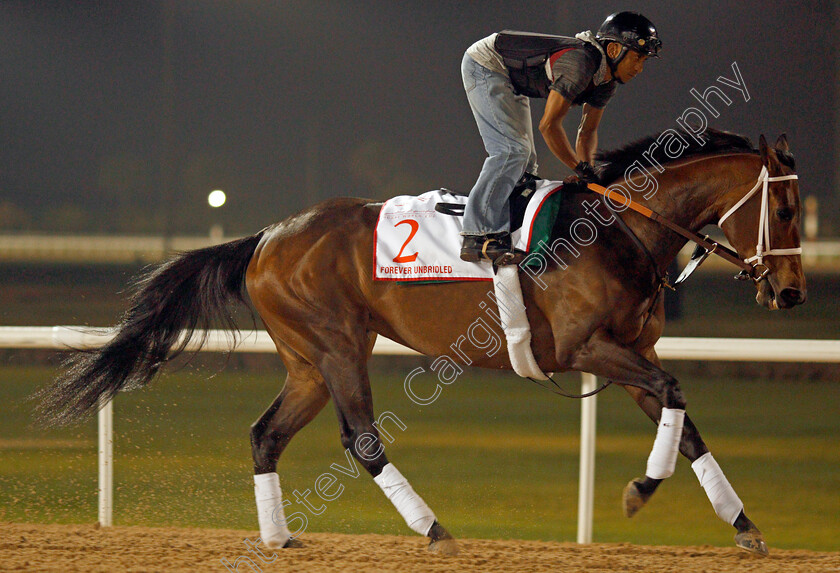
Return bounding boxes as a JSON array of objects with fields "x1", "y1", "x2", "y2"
[{"x1": 461, "y1": 53, "x2": 538, "y2": 236}]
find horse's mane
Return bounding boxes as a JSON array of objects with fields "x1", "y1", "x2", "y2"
[{"x1": 594, "y1": 128, "x2": 792, "y2": 185}]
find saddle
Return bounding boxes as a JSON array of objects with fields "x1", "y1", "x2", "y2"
[{"x1": 434, "y1": 172, "x2": 541, "y2": 235}]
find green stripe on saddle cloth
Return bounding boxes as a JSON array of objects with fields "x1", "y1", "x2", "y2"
[{"x1": 522, "y1": 188, "x2": 563, "y2": 267}]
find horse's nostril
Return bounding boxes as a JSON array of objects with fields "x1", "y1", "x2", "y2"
[{"x1": 779, "y1": 288, "x2": 806, "y2": 305}]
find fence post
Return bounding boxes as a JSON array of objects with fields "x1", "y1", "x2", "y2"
[
  {"x1": 577, "y1": 372, "x2": 597, "y2": 544},
  {"x1": 98, "y1": 397, "x2": 113, "y2": 527}
]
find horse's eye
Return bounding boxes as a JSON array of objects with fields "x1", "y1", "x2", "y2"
[{"x1": 776, "y1": 207, "x2": 794, "y2": 222}]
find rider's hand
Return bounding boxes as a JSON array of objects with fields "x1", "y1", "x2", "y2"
[
  {"x1": 574, "y1": 161, "x2": 598, "y2": 183},
  {"x1": 562, "y1": 174, "x2": 590, "y2": 192}
]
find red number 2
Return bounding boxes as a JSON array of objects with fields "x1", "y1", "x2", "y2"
[{"x1": 393, "y1": 220, "x2": 419, "y2": 263}]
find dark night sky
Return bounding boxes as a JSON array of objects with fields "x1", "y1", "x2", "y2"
[{"x1": 1, "y1": 1, "x2": 837, "y2": 234}]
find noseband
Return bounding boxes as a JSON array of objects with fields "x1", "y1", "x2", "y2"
[{"x1": 717, "y1": 165, "x2": 801, "y2": 281}]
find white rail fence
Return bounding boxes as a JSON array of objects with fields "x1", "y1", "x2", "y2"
[
  {"x1": 2, "y1": 234, "x2": 840, "y2": 268},
  {"x1": 3, "y1": 326, "x2": 839, "y2": 543}
]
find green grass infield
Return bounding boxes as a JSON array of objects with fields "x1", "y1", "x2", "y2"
[{"x1": 1, "y1": 364, "x2": 838, "y2": 551}]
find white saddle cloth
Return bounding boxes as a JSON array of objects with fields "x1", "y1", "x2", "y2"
[{"x1": 374, "y1": 182, "x2": 562, "y2": 281}]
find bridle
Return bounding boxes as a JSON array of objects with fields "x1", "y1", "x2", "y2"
[
  {"x1": 585, "y1": 163, "x2": 800, "y2": 285},
  {"x1": 717, "y1": 165, "x2": 801, "y2": 282}
]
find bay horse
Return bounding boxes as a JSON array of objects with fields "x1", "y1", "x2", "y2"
[{"x1": 36, "y1": 129, "x2": 805, "y2": 556}]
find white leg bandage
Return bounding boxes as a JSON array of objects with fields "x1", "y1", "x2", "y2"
[
  {"x1": 692, "y1": 452, "x2": 744, "y2": 525},
  {"x1": 645, "y1": 408, "x2": 685, "y2": 479},
  {"x1": 254, "y1": 472, "x2": 291, "y2": 547},
  {"x1": 373, "y1": 463, "x2": 436, "y2": 536},
  {"x1": 493, "y1": 265, "x2": 548, "y2": 380}
]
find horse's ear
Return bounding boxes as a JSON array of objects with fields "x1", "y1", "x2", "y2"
[
  {"x1": 775, "y1": 133, "x2": 789, "y2": 152},
  {"x1": 758, "y1": 134, "x2": 770, "y2": 165}
]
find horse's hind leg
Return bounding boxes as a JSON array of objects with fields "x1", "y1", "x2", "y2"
[
  {"x1": 619, "y1": 351, "x2": 768, "y2": 556},
  {"x1": 319, "y1": 329, "x2": 458, "y2": 555},
  {"x1": 250, "y1": 343, "x2": 330, "y2": 549}
]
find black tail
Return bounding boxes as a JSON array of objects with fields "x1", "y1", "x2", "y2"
[{"x1": 33, "y1": 232, "x2": 265, "y2": 427}]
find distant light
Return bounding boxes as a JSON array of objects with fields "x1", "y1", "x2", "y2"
[{"x1": 208, "y1": 190, "x2": 226, "y2": 208}]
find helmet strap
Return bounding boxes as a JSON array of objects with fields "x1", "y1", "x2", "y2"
[
  {"x1": 612, "y1": 46, "x2": 629, "y2": 66},
  {"x1": 605, "y1": 43, "x2": 629, "y2": 83}
]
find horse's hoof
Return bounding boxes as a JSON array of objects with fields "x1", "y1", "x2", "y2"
[
  {"x1": 258, "y1": 536, "x2": 303, "y2": 551},
  {"x1": 735, "y1": 528, "x2": 769, "y2": 556},
  {"x1": 622, "y1": 477, "x2": 652, "y2": 518},
  {"x1": 427, "y1": 521, "x2": 458, "y2": 555},
  {"x1": 428, "y1": 538, "x2": 459, "y2": 555},
  {"x1": 265, "y1": 536, "x2": 304, "y2": 549}
]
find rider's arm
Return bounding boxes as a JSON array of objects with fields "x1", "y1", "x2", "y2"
[
  {"x1": 576, "y1": 103, "x2": 604, "y2": 164},
  {"x1": 538, "y1": 90, "x2": 579, "y2": 171}
]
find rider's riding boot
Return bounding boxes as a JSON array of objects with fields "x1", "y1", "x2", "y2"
[{"x1": 460, "y1": 232, "x2": 516, "y2": 265}]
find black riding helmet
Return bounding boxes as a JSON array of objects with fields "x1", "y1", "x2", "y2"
[{"x1": 596, "y1": 11, "x2": 661, "y2": 70}]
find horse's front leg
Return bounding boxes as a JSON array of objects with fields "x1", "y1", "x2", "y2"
[
  {"x1": 567, "y1": 330, "x2": 765, "y2": 554},
  {"x1": 618, "y1": 348, "x2": 768, "y2": 556},
  {"x1": 567, "y1": 333, "x2": 685, "y2": 517}
]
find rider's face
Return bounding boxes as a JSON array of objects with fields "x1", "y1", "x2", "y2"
[{"x1": 614, "y1": 50, "x2": 648, "y2": 83}]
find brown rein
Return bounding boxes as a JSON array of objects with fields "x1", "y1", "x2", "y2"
[{"x1": 585, "y1": 182, "x2": 760, "y2": 281}]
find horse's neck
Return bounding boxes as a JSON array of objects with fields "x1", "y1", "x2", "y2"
[{"x1": 624, "y1": 153, "x2": 761, "y2": 272}]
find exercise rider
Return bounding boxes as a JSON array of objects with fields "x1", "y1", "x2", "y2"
[{"x1": 459, "y1": 11, "x2": 661, "y2": 265}]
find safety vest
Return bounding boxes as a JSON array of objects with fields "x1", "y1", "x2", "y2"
[{"x1": 494, "y1": 30, "x2": 597, "y2": 99}]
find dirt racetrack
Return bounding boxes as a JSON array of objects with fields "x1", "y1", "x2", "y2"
[{"x1": 3, "y1": 522, "x2": 840, "y2": 572}]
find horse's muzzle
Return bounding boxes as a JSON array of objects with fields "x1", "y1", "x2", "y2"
[{"x1": 777, "y1": 287, "x2": 807, "y2": 308}]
